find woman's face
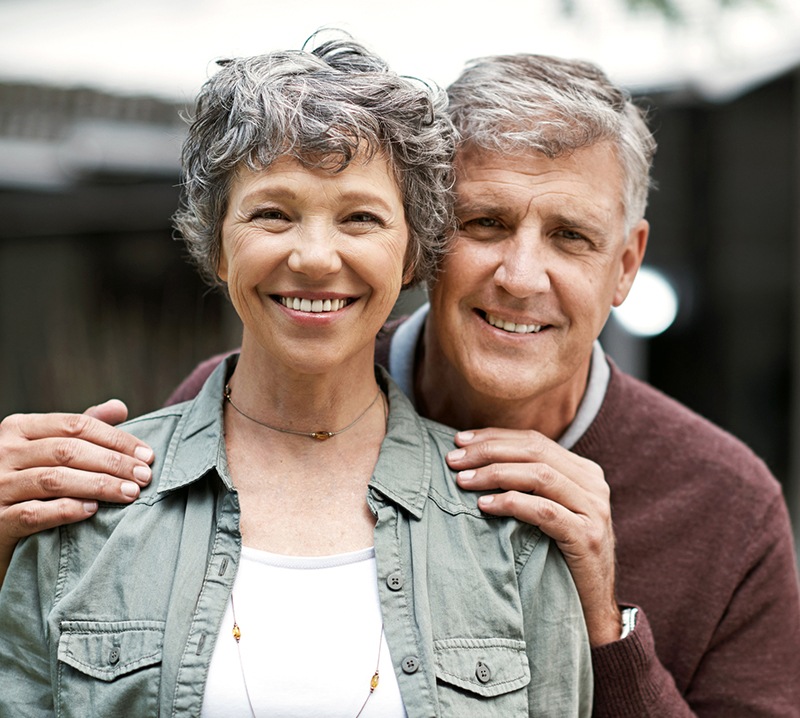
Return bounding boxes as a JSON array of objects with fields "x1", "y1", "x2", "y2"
[{"x1": 218, "y1": 153, "x2": 410, "y2": 375}]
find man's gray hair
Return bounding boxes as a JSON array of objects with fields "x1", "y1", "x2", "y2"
[
  {"x1": 174, "y1": 33, "x2": 456, "y2": 288},
  {"x1": 447, "y1": 54, "x2": 656, "y2": 231}
]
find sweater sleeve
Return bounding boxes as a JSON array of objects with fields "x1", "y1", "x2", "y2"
[
  {"x1": 163, "y1": 351, "x2": 235, "y2": 406},
  {"x1": 590, "y1": 493, "x2": 800, "y2": 717}
]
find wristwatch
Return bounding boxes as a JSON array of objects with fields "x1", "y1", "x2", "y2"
[{"x1": 620, "y1": 607, "x2": 638, "y2": 639}]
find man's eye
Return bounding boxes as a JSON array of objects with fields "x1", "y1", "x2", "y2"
[
  {"x1": 458, "y1": 216, "x2": 503, "y2": 231},
  {"x1": 558, "y1": 229, "x2": 587, "y2": 241},
  {"x1": 465, "y1": 217, "x2": 500, "y2": 228}
]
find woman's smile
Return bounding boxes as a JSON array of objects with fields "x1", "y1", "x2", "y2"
[{"x1": 218, "y1": 154, "x2": 409, "y2": 376}]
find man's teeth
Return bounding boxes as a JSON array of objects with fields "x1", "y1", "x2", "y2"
[
  {"x1": 279, "y1": 297, "x2": 350, "y2": 313},
  {"x1": 486, "y1": 313, "x2": 543, "y2": 334}
]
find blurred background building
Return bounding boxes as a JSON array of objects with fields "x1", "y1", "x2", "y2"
[{"x1": 1, "y1": 0, "x2": 799, "y2": 549}]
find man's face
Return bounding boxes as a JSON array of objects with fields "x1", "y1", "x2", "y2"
[{"x1": 427, "y1": 142, "x2": 648, "y2": 414}]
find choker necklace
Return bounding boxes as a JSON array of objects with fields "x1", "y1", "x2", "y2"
[
  {"x1": 231, "y1": 593, "x2": 383, "y2": 717},
  {"x1": 224, "y1": 385, "x2": 383, "y2": 441}
]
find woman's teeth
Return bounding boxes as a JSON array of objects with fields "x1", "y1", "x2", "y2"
[{"x1": 279, "y1": 297, "x2": 351, "y2": 313}]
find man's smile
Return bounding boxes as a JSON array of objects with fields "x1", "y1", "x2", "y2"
[{"x1": 481, "y1": 310, "x2": 546, "y2": 335}]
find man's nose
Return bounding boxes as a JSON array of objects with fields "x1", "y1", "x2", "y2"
[
  {"x1": 287, "y1": 224, "x2": 343, "y2": 279},
  {"x1": 493, "y1": 231, "x2": 551, "y2": 298}
]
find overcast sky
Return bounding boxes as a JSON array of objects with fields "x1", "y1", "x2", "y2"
[{"x1": 1, "y1": 0, "x2": 800, "y2": 101}]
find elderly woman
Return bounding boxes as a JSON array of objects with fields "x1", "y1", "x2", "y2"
[{"x1": 0, "y1": 35, "x2": 591, "y2": 716}]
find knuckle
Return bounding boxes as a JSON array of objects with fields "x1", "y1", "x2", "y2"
[
  {"x1": 533, "y1": 463, "x2": 557, "y2": 488},
  {"x1": 16, "y1": 503, "x2": 43, "y2": 533},
  {"x1": 53, "y1": 439, "x2": 78, "y2": 465},
  {"x1": 104, "y1": 451, "x2": 124, "y2": 477},
  {"x1": 91, "y1": 474, "x2": 114, "y2": 498},
  {"x1": 536, "y1": 500, "x2": 560, "y2": 524},
  {"x1": 37, "y1": 467, "x2": 65, "y2": 494},
  {"x1": 500, "y1": 492, "x2": 519, "y2": 511},
  {"x1": 584, "y1": 526, "x2": 606, "y2": 554},
  {"x1": 0, "y1": 413, "x2": 25, "y2": 443},
  {"x1": 63, "y1": 413, "x2": 92, "y2": 438},
  {"x1": 525, "y1": 431, "x2": 547, "y2": 455},
  {"x1": 482, "y1": 463, "x2": 505, "y2": 484},
  {"x1": 471, "y1": 442, "x2": 495, "y2": 464},
  {"x1": 0, "y1": 413, "x2": 18, "y2": 433},
  {"x1": 595, "y1": 500, "x2": 612, "y2": 523}
]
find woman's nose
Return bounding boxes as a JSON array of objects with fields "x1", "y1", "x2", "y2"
[{"x1": 287, "y1": 226, "x2": 343, "y2": 278}]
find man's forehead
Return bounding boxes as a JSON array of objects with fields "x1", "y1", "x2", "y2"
[{"x1": 453, "y1": 142, "x2": 625, "y2": 216}]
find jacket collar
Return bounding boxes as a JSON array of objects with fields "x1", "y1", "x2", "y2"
[{"x1": 156, "y1": 354, "x2": 433, "y2": 518}]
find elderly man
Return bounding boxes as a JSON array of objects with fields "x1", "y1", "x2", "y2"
[{"x1": 1, "y1": 53, "x2": 798, "y2": 716}]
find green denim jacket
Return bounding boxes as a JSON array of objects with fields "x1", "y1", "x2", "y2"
[{"x1": 0, "y1": 357, "x2": 592, "y2": 717}]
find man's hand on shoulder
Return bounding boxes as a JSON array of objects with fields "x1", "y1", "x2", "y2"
[
  {"x1": 447, "y1": 427, "x2": 622, "y2": 647},
  {"x1": 0, "y1": 401, "x2": 153, "y2": 584}
]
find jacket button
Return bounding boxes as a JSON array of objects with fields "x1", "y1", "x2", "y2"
[
  {"x1": 108, "y1": 648, "x2": 120, "y2": 665},
  {"x1": 401, "y1": 656, "x2": 420, "y2": 674},
  {"x1": 476, "y1": 661, "x2": 491, "y2": 683},
  {"x1": 386, "y1": 572, "x2": 403, "y2": 591}
]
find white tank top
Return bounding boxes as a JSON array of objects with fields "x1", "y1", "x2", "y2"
[{"x1": 201, "y1": 545, "x2": 407, "y2": 717}]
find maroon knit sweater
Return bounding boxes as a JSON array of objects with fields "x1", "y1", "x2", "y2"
[{"x1": 166, "y1": 335, "x2": 800, "y2": 716}]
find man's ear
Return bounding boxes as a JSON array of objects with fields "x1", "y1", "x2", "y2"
[{"x1": 612, "y1": 219, "x2": 649, "y2": 307}]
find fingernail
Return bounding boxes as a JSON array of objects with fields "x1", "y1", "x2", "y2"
[
  {"x1": 121, "y1": 482, "x2": 140, "y2": 498},
  {"x1": 448, "y1": 449, "x2": 466, "y2": 461},
  {"x1": 478, "y1": 495, "x2": 494, "y2": 507},
  {"x1": 135, "y1": 446, "x2": 154, "y2": 463},
  {"x1": 83, "y1": 501, "x2": 98, "y2": 514},
  {"x1": 133, "y1": 465, "x2": 151, "y2": 482},
  {"x1": 456, "y1": 431, "x2": 474, "y2": 443},
  {"x1": 458, "y1": 470, "x2": 476, "y2": 482}
]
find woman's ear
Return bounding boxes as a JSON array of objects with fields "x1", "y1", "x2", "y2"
[
  {"x1": 217, "y1": 248, "x2": 228, "y2": 283},
  {"x1": 401, "y1": 261, "x2": 417, "y2": 286}
]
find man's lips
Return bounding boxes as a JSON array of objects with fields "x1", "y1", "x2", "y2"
[
  {"x1": 275, "y1": 296, "x2": 354, "y2": 313},
  {"x1": 482, "y1": 310, "x2": 546, "y2": 335}
]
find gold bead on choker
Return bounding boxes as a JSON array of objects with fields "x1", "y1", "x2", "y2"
[{"x1": 224, "y1": 384, "x2": 383, "y2": 441}]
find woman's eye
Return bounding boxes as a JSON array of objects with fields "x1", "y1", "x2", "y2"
[
  {"x1": 347, "y1": 212, "x2": 380, "y2": 224},
  {"x1": 251, "y1": 208, "x2": 288, "y2": 221}
]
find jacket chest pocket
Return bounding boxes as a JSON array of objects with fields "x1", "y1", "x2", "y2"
[
  {"x1": 57, "y1": 620, "x2": 165, "y2": 717},
  {"x1": 434, "y1": 637, "x2": 530, "y2": 715}
]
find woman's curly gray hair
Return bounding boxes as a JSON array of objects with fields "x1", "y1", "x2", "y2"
[
  {"x1": 447, "y1": 53, "x2": 656, "y2": 233},
  {"x1": 174, "y1": 33, "x2": 456, "y2": 288}
]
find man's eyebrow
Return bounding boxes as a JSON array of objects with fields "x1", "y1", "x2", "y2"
[
  {"x1": 550, "y1": 212, "x2": 612, "y2": 241},
  {"x1": 454, "y1": 200, "x2": 508, "y2": 215}
]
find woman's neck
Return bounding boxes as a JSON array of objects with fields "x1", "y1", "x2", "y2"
[
  {"x1": 230, "y1": 333, "x2": 381, "y2": 433},
  {"x1": 224, "y1": 336, "x2": 387, "y2": 556}
]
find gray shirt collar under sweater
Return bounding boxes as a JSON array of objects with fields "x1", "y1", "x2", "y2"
[{"x1": 388, "y1": 302, "x2": 610, "y2": 449}]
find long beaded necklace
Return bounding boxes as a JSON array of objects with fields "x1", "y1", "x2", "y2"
[{"x1": 230, "y1": 593, "x2": 383, "y2": 717}]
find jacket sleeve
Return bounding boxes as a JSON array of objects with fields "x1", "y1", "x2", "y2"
[
  {"x1": 0, "y1": 530, "x2": 60, "y2": 717},
  {"x1": 519, "y1": 533, "x2": 593, "y2": 717},
  {"x1": 590, "y1": 493, "x2": 800, "y2": 717}
]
